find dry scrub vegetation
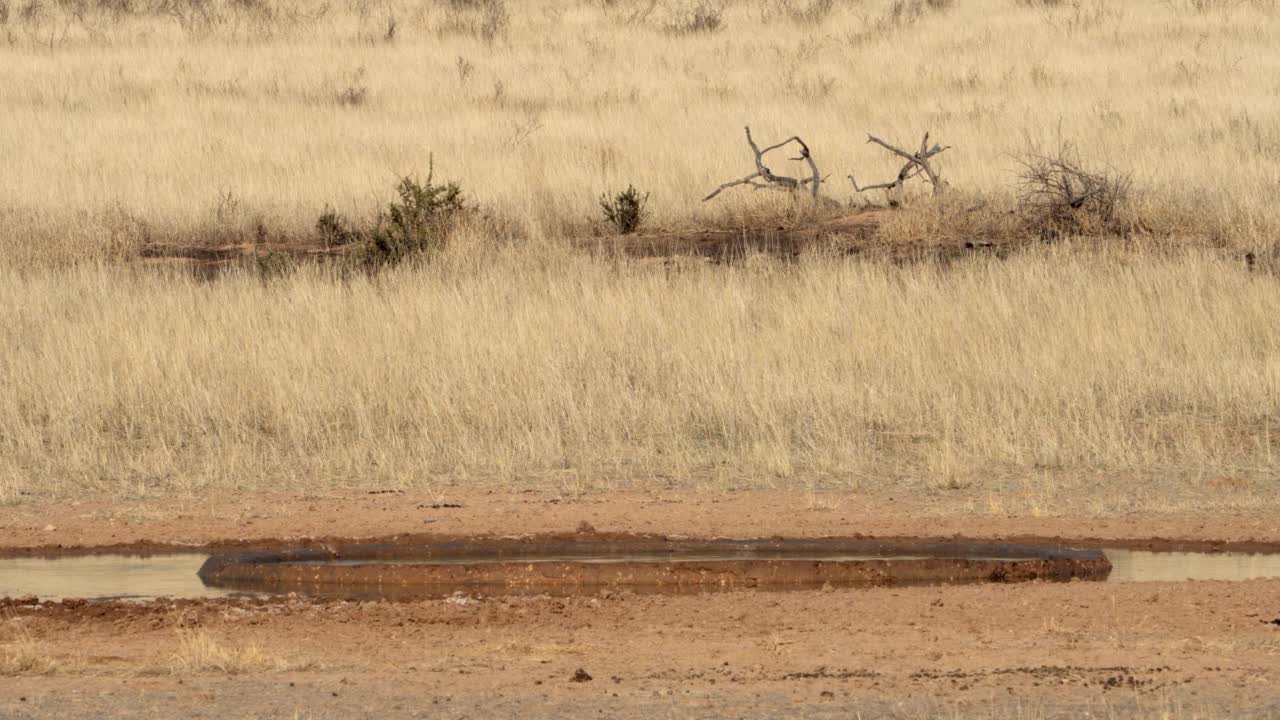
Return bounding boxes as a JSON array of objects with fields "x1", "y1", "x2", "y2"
[
  {"x1": 0, "y1": 0, "x2": 1278, "y2": 261},
  {"x1": 152, "y1": 629, "x2": 315, "y2": 674},
  {"x1": 0, "y1": 623, "x2": 65, "y2": 675},
  {"x1": 1, "y1": 0, "x2": 1278, "y2": 513}
]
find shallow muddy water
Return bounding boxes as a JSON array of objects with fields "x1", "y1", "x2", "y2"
[
  {"x1": 1, "y1": 547, "x2": 1278, "y2": 601},
  {"x1": 1104, "y1": 549, "x2": 1280, "y2": 583},
  {"x1": 0, "y1": 553, "x2": 242, "y2": 601}
]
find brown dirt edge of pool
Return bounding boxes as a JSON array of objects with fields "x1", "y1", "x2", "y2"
[
  {"x1": 194, "y1": 537, "x2": 1112, "y2": 598},
  {"x1": 4, "y1": 530, "x2": 1280, "y2": 558}
]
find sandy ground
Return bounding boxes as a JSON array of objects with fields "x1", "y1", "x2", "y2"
[
  {"x1": 4, "y1": 490, "x2": 1280, "y2": 718},
  {"x1": 4, "y1": 489, "x2": 1279, "y2": 551}
]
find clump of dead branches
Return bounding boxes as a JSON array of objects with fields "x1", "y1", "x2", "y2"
[
  {"x1": 849, "y1": 132, "x2": 949, "y2": 206},
  {"x1": 1015, "y1": 140, "x2": 1131, "y2": 237},
  {"x1": 704, "y1": 126, "x2": 956, "y2": 209},
  {"x1": 703, "y1": 126, "x2": 824, "y2": 202}
]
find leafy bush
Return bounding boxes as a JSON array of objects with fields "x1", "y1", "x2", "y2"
[
  {"x1": 315, "y1": 206, "x2": 360, "y2": 248},
  {"x1": 366, "y1": 161, "x2": 465, "y2": 267},
  {"x1": 599, "y1": 185, "x2": 650, "y2": 234}
]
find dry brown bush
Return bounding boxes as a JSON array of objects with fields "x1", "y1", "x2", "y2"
[{"x1": 1015, "y1": 140, "x2": 1133, "y2": 238}]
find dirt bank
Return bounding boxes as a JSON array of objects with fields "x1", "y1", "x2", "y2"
[
  {"x1": 2, "y1": 489, "x2": 1277, "y2": 554},
  {"x1": 4, "y1": 490, "x2": 1279, "y2": 718}
]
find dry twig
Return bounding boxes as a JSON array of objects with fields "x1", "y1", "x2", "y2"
[
  {"x1": 704, "y1": 126, "x2": 824, "y2": 202},
  {"x1": 1015, "y1": 141, "x2": 1130, "y2": 233},
  {"x1": 849, "y1": 132, "x2": 949, "y2": 205}
]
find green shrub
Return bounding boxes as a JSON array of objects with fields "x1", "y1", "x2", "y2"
[
  {"x1": 599, "y1": 185, "x2": 650, "y2": 234},
  {"x1": 315, "y1": 206, "x2": 360, "y2": 248},
  {"x1": 366, "y1": 161, "x2": 465, "y2": 267}
]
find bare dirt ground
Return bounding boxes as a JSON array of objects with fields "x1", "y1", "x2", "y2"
[
  {"x1": 4, "y1": 490, "x2": 1280, "y2": 719},
  {"x1": 3, "y1": 489, "x2": 1278, "y2": 552},
  {"x1": 6, "y1": 579, "x2": 1280, "y2": 719}
]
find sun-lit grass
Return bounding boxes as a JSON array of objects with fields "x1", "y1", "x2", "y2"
[
  {"x1": 1, "y1": 0, "x2": 1277, "y2": 515},
  {"x1": 1, "y1": 243, "x2": 1276, "y2": 511},
  {"x1": 0, "y1": 627, "x2": 63, "y2": 675},
  {"x1": 156, "y1": 629, "x2": 315, "y2": 675},
  {"x1": 1, "y1": 0, "x2": 1278, "y2": 264}
]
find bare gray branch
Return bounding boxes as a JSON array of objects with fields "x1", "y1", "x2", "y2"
[
  {"x1": 852, "y1": 132, "x2": 951, "y2": 204},
  {"x1": 704, "y1": 126, "x2": 822, "y2": 202}
]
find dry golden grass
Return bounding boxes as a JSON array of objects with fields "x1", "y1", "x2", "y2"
[
  {"x1": 154, "y1": 629, "x2": 315, "y2": 674},
  {"x1": 1, "y1": 244, "x2": 1276, "y2": 512},
  {"x1": 0, "y1": 625, "x2": 65, "y2": 675},
  {"x1": 2, "y1": 0, "x2": 1277, "y2": 514},
  {"x1": 1, "y1": 0, "x2": 1279, "y2": 263}
]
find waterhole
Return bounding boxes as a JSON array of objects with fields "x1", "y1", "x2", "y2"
[
  {"x1": 1, "y1": 541, "x2": 1278, "y2": 602},
  {"x1": 0, "y1": 554, "x2": 242, "y2": 601}
]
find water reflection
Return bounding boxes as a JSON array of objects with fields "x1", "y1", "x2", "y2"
[
  {"x1": 1, "y1": 548, "x2": 1278, "y2": 601},
  {"x1": 0, "y1": 553, "x2": 238, "y2": 601},
  {"x1": 1103, "y1": 549, "x2": 1280, "y2": 583}
]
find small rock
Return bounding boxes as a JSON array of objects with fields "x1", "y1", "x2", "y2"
[
  {"x1": 570, "y1": 668, "x2": 593, "y2": 683},
  {"x1": 43, "y1": 525, "x2": 55, "y2": 532},
  {"x1": 576, "y1": 521, "x2": 596, "y2": 534}
]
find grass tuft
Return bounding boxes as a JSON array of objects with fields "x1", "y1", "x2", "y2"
[
  {"x1": 1, "y1": 629, "x2": 62, "y2": 676},
  {"x1": 158, "y1": 630, "x2": 315, "y2": 675}
]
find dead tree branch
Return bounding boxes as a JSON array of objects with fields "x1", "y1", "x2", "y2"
[
  {"x1": 704, "y1": 126, "x2": 823, "y2": 202},
  {"x1": 1015, "y1": 140, "x2": 1131, "y2": 236},
  {"x1": 849, "y1": 132, "x2": 949, "y2": 205}
]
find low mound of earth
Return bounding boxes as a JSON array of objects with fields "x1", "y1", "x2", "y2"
[
  {"x1": 3, "y1": 491, "x2": 1279, "y2": 718},
  {"x1": 133, "y1": 209, "x2": 1012, "y2": 275},
  {"x1": 600, "y1": 209, "x2": 891, "y2": 260}
]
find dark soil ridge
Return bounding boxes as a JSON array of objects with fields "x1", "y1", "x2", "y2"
[
  {"x1": 594, "y1": 210, "x2": 889, "y2": 259},
  {"x1": 194, "y1": 537, "x2": 1111, "y2": 598},
  {"x1": 4, "y1": 530, "x2": 1280, "y2": 558},
  {"x1": 133, "y1": 209, "x2": 1020, "y2": 273}
]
